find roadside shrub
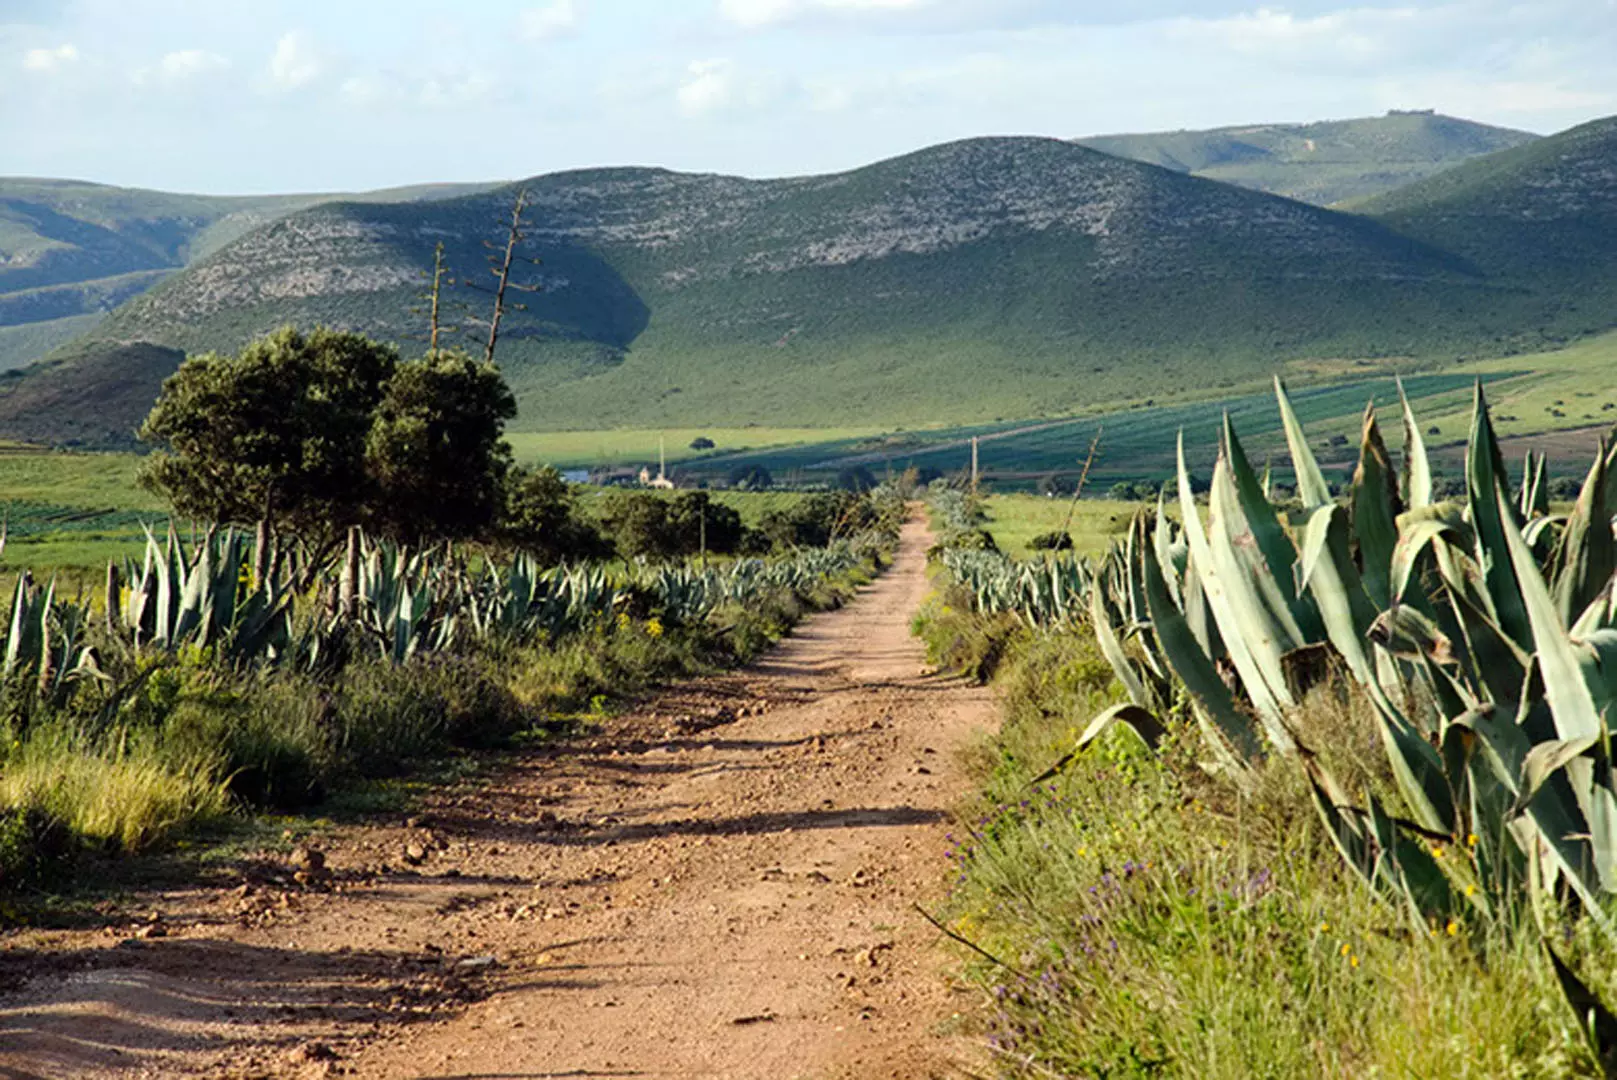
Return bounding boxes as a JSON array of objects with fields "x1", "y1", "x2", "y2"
[
  {"x1": 0, "y1": 806, "x2": 72, "y2": 890},
  {"x1": 332, "y1": 654, "x2": 527, "y2": 774},
  {"x1": 911, "y1": 593, "x2": 1024, "y2": 683},
  {"x1": 161, "y1": 676, "x2": 332, "y2": 810},
  {"x1": 1027, "y1": 530, "x2": 1073, "y2": 551}
]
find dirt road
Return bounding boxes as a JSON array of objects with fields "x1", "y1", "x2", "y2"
[{"x1": 0, "y1": 518, "x2": 996, "y2": 1079}]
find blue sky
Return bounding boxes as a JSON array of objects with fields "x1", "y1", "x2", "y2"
[{"x1": 3, "y1": 0, "x2": 1615, "y2": 194}]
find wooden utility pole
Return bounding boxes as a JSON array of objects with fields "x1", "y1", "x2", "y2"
[{"x1": 970, "y1": 437, "x2": 980, "y2": 497}]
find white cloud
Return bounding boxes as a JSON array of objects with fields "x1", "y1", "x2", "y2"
[
  {"x1": 718, "y1": 0, "x2": 932, "y2": 29},
  {"x1": 675, "y1": 58, "x2": 785, "y2": 117},
  {"x1": 519, "y1": 0, "x2": 580, "y2": 41},
  {"x1": 1164, "y1": 6, "x2": 1427, "y2": 72},
  {"x1": 22, "y1": 42, "x2": 78, "y2": 72},
  {"x1": 677, "y1": 58, "x2": 735, "y2": 116},
  {"x1": 266, "y1": 30, "x2": 322, "y2": 91},
  {"x1": 419, "y1": 70, "x2": 497, "y2": 108},
  {"x1": 134, "y1": 48, "x2": 229, "y2": 86}
]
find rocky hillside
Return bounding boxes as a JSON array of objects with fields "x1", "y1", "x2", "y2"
[
  {"x1": 1361, "y1": 115, "x2": 1617, "y2": 299},
  {"x1": 1079, "y1": 112, "x2": 1538, "y2": 206},
  {"x1": 21, "y1": 133, "x2": 1545, "y2": 445},
  {"x1": 0, "y1": 179, "x2": 495, "y2": 371}
]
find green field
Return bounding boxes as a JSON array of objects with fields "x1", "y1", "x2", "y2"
[
  {"x1": 976, "y1": 494, "x2": 1139, "y2": 558},
  {"x1": 689, "y1": 369, "x2": 1520, "y2": 489},
  {"x1": 508, "y1": 427, "x2": 886, "y2": 469}
]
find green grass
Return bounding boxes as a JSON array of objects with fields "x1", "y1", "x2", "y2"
[
  {"x1": 508, "y1": 427, "x2": 885, "y2": 469},
  {"x1": 917, "y1": 608, "x2": 1616, "y2": 1077},
  {"x1": 980, "y1": 495, "x2": 1137, "y2": 558}
]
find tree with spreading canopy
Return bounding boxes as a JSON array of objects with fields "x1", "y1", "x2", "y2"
[{"x1": 139, "y1": 327, "x2": 518, "y2": 549}]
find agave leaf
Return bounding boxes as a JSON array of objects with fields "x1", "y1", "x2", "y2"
[
  {"x1": 1275, "y1": 376, "x2": 1334, "y2": 510},
  {"x1": 1221, "y1": 414, "x2": 1321, "y2": 638},
  {"x1": 1028, "y1": 703, "x2": 1170, "y2": 786},
  {"x1": 1209, "y1": 452, "x2": 1309, "y2": 650},
  {"x1": 1498, "y1": 486, "x2": 1602, "y2": 741},
  {"x1": 1554, "y1": 447, "x2": 1615, "y2": 628},
  {"x1": 1178, "y1": 434, "x2": 1293, "y2": 746},
  {"x1": 1298, "y1": 504, "x2": 1380, "y2": 686},
  {"x1": 1140, "y1": 516, "x2": 1264, "y2": 760},
  {"x1": 1303, "y1": 755, "x2": 1378, "y2": 889},
  {"x1": 1397, "y1": 376, "x2": 1434, "y2": 509},
  {"x1": 1091, "y1": 581, "x2": 1152, "y2": 710},
  {"x1": 1352, "y1": 404, "x2": 1403, "y2": 608},
  {"x1": 1449, "y1": 585, "x2": 1532, "y2": 709},
  {"x1": 1468, "y1": 383, "x2": 1532, "y2": 649},
  {"x1": 1390, "y1": 505, "x2": 1471, "y2": 604},
  {"x1": 1365, "y1": 791, "x2": 1454, "y2": 928},
  {"x1": 1517, "y1": 736, "x2": 1601, "y2": 812}
]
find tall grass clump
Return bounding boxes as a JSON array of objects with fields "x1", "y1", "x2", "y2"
[{"x1": 0, "y1": 725, "x2": 229, "y2": 852}]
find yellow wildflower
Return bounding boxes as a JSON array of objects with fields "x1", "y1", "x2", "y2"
[
  {"x1": 646, "y1": 617, "x2": 664, "y2": 638},
  {"x1": 1446, "y1": 919, "x2": 1460, "y2": 937}
]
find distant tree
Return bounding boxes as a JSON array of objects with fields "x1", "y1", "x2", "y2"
[
  {"x1": 138, "y1": 326, "x2": 397, "y2": 549},
  {"x1": 601, "y1": 492, "x2": 676, "y2": 559},
  {"x1": 363, "y1": 350, "x2": 517, "y2": 544},
  {"x1": 728, "y1": 464, "x2": 772, "y2": 491},
  {"x1": 836, "y1": 465, "x2": 878, "y2": 493},
  {"x1": 1548, "y1": 476, "x2": 1582, "y2": 501},
  {"x1": 689, "y1": 436, "x2": 716, "y2": 451},
  {"x1": 1038, "y1": 473, "x2": 1075, "y2": 497},
  {"x1": 667, "y1": 492, "x2": 745, "y2": 555},
  {"x1": 499, "y1": 465, "x2": 611, "y2": 563},
  {"x1": 1108, "y1": 481, "x2": 1135, "y2": 501}
]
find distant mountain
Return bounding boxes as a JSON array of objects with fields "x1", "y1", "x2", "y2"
[
  {"x1": 6, "y1": 134, "x2": 1557, "y2": 447},
  {"x1": 1360, "y1": 115, "x2": 1617, "y2": 315},
  {"x1": 1078, "y1": 112, "x2": 1538, "y2": 206},
  {"x1": 0, "y1": 178, "x2": 499, "y2": 371}
]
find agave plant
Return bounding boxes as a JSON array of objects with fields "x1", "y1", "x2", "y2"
[
  {"x1": 117, "y1": 525, "x2": 294, "y2": 665},
  {"x1": 942, "y1": 548, "x2": 1095, "y2": 627},
  {"x1": 1065, "y1": 376, "x2": 1617, "y2": 1045}
]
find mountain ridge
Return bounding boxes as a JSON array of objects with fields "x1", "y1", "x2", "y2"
[{"x1": 3, "y1": 115, "x2": 1613, "y2": 448}]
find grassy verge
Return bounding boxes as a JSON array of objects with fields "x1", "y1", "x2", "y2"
[{"x1": 915, "y1": 584, "x2": 1615, "y2": 1077}]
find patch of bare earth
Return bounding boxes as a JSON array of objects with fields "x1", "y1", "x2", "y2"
[{"x1": 0, "y1": 518, "x2": 995, "y2": 1079}]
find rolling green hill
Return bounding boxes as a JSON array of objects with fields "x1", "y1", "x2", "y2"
[
  {"x1": 1078, "y1": 112, "x2": 1538, "y2": 206},
  {"x1": 10, "y1": 135, "x2": 1561, "y2": 446},
  {"x1": 1359, "y1": 115, "x2": 1617, "y2": 311},
  {"x1": 0, "y1": 177, "x2": 498, "y2": 370},
  {"x1": 7, "y1": 115, "x2": 1616, "y2": 451}
]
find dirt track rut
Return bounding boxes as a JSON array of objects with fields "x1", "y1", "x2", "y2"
[{"x1": 0, "y1": 518, "x2": 995, "y2": 1079}]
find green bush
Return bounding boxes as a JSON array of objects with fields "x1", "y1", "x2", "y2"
[
  {"x1": 0, "y1": 805, "x2": 72, "y2": 891},
  {"x1": 332, "y1": 654, "x2": 527, "y2": 775}
]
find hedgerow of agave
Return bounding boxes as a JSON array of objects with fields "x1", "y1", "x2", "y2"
[
  {"x1": 3, "y1": 525, "x2": 878, "y2": 714},
  {"x1": 1072, "y1": 376, "x2": 1617, "y2": 1046}
]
